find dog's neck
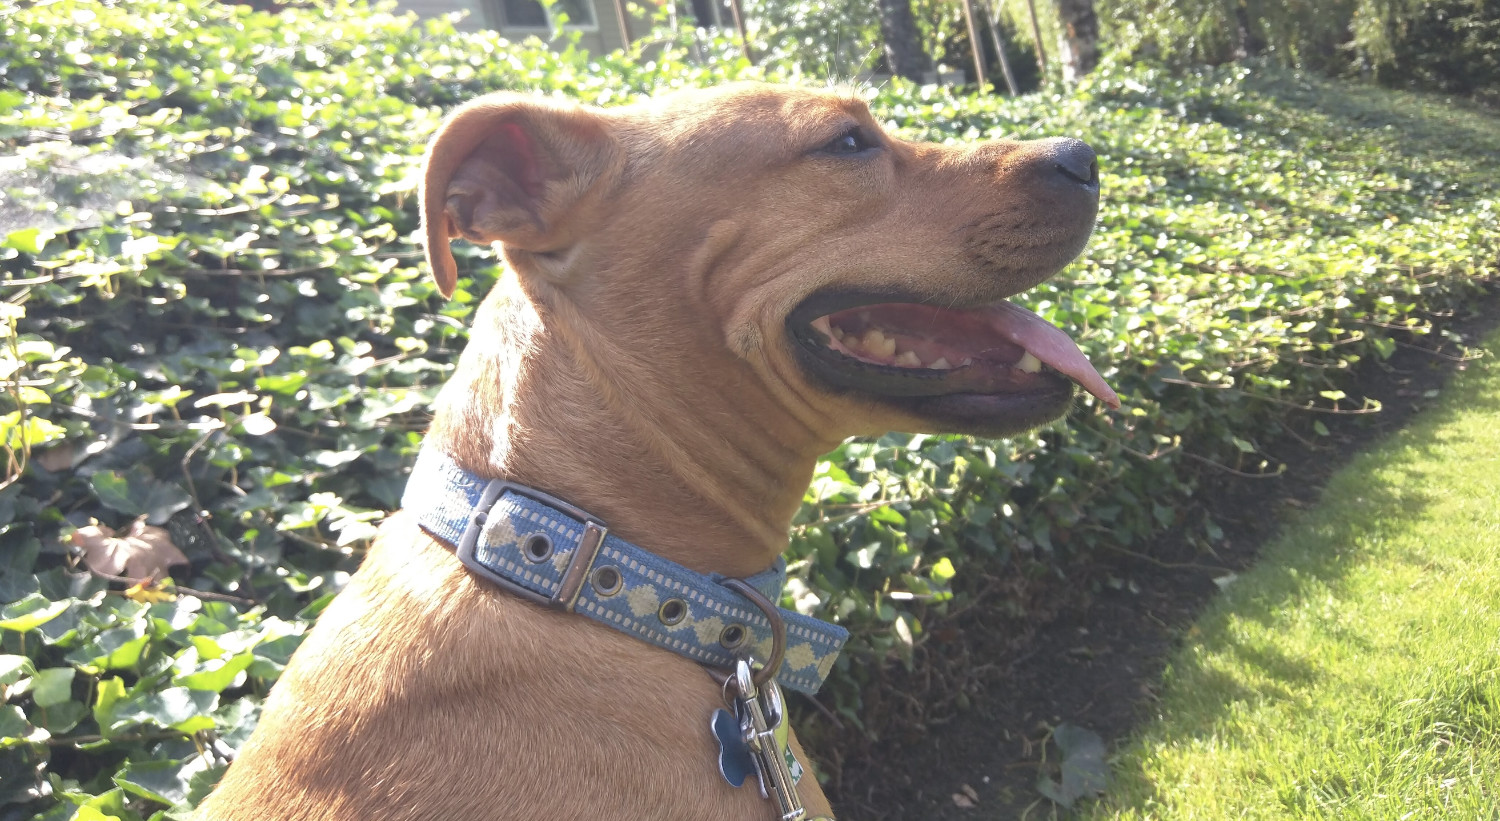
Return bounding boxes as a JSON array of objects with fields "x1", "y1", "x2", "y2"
[{"x1": 425, "y1": 271, "x2": 835, "y2": 578}]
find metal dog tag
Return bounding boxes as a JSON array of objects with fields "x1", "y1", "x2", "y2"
[
  {"x1": 730, "y1": 659, "x2": 805, "y2": 821},
  {"x1": 712, "y1": 707, "x2": 757, "y2": 788}
]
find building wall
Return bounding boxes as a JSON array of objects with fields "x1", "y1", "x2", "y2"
[{"x1": 393, "y1": 0, "x2": 650, "y2": 55}]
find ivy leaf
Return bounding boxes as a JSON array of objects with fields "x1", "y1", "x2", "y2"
[
  {"x1": 1, "y1": 226, "x2": 54, "y2": 254},
  {"x1": 93, "y1": 677, "x2": 129, "y2": 733},
  {"x1": 0, "y1": 655, "x2": 36, "y2": 687},
  {"x1": 0, "y1": 536, "x2": 41, "y2": 602},
  {"x1": 1036, "y1": 723, "x2": 1109, "y2": 808},
  {"x1": 109, "y1": 687, "x2": 218, "y2": 734},
  {"x1": 35, "y1": 700, "x2": 88, "y2": 734},
  {"x1": 0, "y1": 704, "x2": 48, "y2": 749},
  {"x1": 26, "y1": 667, "x2": 76, "y2": 708},
  {"x1": 0, "y1": 593, "x2": 69, "y2": 633},
  {"x1": 66, "y1": 624, "x2": 151, "y2": 672},
  {"x1": 0, "y1": 705, "x2": 30, "y2": 739},
  {"x1": 114, "y1": 755, "x2": 215, "y2": 807},
  {"x1": 175, "y1": 652, "x2": 255, "y2": 693},
  {"x1": 89, "y1": 469, "x2": 193, "y2": 525},
  {"x1": 0, "y1": 411, "x2": 67, "y2": 450}
]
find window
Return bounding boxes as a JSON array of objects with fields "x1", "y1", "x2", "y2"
[
  {"x1": 687, "y1": 0, "x2": 717, "y2": 27},
  {"x1": 685, "y1": 0, "x2": 734, "y2": 28},
  {"x1": 499, "y1": 0, "x2": 598, "y2": 29}
]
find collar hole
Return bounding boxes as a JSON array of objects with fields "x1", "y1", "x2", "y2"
[
  {"x1": 522, "y1": 533, "x2": 554, "y2": 563},
  {"x1": 658, "y1": 598, "x2": 687, "y2": 625},
  {"x1": 591, "y1": 565, "x2": 623, "y2": 596}
]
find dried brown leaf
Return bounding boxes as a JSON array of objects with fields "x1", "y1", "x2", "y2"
[
  {"x1": 35, "y1": 443, "x2": 76, "y2": 472},
  {"x1": 70, "y1": 518, "x2": 189, "y2": 581}
]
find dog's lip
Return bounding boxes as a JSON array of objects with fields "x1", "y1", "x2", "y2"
[{"x1": 787, "y1": 293, "x2": 1119, "y2": 409}]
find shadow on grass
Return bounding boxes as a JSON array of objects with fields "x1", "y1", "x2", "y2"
[
  {"x1": 1097, "y1": 334, "x2": 1500, "y2": 813},
  {"x1": 1253, "y1": 73, "x2": 1500, "y2": 173}
]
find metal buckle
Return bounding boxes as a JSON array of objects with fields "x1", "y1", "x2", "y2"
[{"x1": 455, "y1": 479, "x2": 609, "y2": 612}]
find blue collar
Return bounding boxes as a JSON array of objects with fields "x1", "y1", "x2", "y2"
[{"x1": 401, "y1": 448, "x2": 848, "y2": 695}]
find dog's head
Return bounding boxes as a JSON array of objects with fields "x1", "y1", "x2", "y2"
[{"x1": 421, "y1": 83, "x2": 1116, "y2": 444}]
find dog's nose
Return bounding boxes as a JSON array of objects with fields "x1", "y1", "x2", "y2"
[{"x1": 1047, "y1": 138, "x2": 1099, "y2": 188}]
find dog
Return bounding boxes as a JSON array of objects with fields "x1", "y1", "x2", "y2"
[{"x1": 199, "y1": 82, "x2": 1116, "y2": 821}]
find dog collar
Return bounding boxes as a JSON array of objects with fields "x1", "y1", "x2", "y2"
[{"x1": 401, "y1": 447, "x2": 848, "y2": 695}]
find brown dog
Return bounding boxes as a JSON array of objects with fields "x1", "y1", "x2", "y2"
[{"x1": 199, "y1": 82, "x2": 1115, "y2": 821}]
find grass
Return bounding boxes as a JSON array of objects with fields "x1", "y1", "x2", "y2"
[{"x1": 1081, "y1": 326, "x2": 1500, "y2": 820}]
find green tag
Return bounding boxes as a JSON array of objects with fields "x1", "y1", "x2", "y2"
[{"x1": 772, "y1": 719, "x2": 804, "y2": 784}]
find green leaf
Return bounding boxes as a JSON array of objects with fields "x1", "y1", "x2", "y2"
[
  {"x1": 93, "y1": 676, "x2": 129, "y2": 732},
  {"x1": 0, "y1": 593, "x2": 69, "y2": 633},
  {"x1": 0, "y1": 704, "x2": 30, "y2": 739},
  {"x1": 115, "y1": 755, "x2": 215, "y2": 807},
  {"x1": 35, "y1": 700, "x2": 88, "y2": 734},
  {"x1": 928, "y1": 556, "x2": 956, "y2": 583},
  {"x1": 0, "y1": 411, "x2": 67, "y2": 450},
  {"x1": 0, "y1": 655, "x2": 35, "y2": 687},
  {"x1": 89, "y1": 468, "x2": 193, "y2": 525},
  {"x1": 111, "y1": 687, "x2": 218, "y2": 734},
  {"x1": 182, "y1": 761, "x2": 230, "y2": 809},
  {"x1": 175, "y1": 652, "x2": 254, "y2": 693},
  {"x1": 27, "y1": 667, "x2": 76, "y2": 708},
  {"x1": 0, "y1": 536, "x2": 41, "y2": 602},
  {"x1": 2, "y1": 227, "x2": 54, "y2": 255},
  {"x1": 67, "y1": 624, "x2": 151, "y2": 672},
  {"x1": 1036, "y1": 723, "x2": 1109, "y2": 808}
]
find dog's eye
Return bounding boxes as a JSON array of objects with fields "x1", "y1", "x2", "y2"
[{"x1": 817, "y1": 128, "x2": 877, "y2": 156}]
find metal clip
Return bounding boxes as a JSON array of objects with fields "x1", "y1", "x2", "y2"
[{"x1": 730, "y1": 658, "x2": 805, "y2": 821}]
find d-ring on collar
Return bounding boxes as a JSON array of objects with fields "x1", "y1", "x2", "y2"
[{"x1": 401, "y1": 447, "x2": 849, "y2": 695}]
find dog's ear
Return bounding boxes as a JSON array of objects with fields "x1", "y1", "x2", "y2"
[{"x1": 420, "y1": 94, "x2": 620, "y2": 297}]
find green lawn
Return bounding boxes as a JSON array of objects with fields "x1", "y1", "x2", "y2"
[{"x1": 1083, "y1": 326, "x2": 1500, "y2": 819}]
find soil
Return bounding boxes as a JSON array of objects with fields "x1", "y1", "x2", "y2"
[{"x1": 812, "y1": 292, "x2": 1500, "y2": 820}]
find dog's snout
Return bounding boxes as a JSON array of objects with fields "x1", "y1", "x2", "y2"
[{"x1": 1048, "y1": 138, "x2": 1099, "y2": 188}]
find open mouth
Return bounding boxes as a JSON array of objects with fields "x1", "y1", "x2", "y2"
[{"x1": 788, "y1": 293, "x2": 1119, "y2": 431}]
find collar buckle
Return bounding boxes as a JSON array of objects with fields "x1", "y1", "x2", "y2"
[{"x1": 455, "y1": 479, "x2": 610, "y2": 612}]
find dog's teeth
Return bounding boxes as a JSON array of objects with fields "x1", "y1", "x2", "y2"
[
  {"x1": 811, "y1": 316, "x2": 833, "y2": 339},
  {"x1": 895, "y1": 351, "x2": 922, "y2": 368},
  {"x1": 862, "y1": 328, "x2": 886, "y2": 352},
  {"x1": 1017, "y1": 351, "x2": 1043, "y2": 373},
  {"x1": 930, "y1": 357, "x2": 952, "y2": 370},
  {"x1": 879, "y1": 337, "x2": 897, "y2": 358},
  {"x1": 961, "y1": 357, "x2": 973, "y2": 367}
]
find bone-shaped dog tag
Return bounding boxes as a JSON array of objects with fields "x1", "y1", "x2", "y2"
[
  {"x1": 712, "y1": 708, "x2": 757, "y2": 788},
  {"x1": 731, "y1": 660, "x2": 805, "y2": 821}
]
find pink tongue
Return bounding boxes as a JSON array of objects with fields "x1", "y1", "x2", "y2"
[{"x1": 985, "y1": 301, "x2": 1120, "y2": 410}]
